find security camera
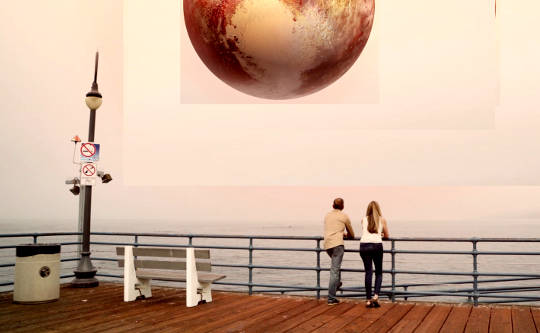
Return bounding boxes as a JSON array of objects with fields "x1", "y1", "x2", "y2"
[
  {"x1": 101, "y1": 174, "x2": 112, "y2": 184},
  {"x1": 69, "y1": 185, "x2": 80, "y2": 195}
]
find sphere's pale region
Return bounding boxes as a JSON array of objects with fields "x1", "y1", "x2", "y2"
[{"x1": 184, "y1": 0, "x2": 375, "y2": 99}]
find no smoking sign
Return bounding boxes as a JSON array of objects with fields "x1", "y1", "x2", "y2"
[
  {"x1": 80, "y1": 162, "x2": 98, "y2": 186},
  {"x1": 80, "y1": 142, "x2": 100, "y2": 162},
  {"x1": 82, "y1": 163, "x2": 96, "y2": 176}
]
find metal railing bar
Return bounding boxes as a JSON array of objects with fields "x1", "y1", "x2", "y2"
[
  {"x1": 217, "y1": 264, "x2": 321, "y2": 271},
  {"x1": 388, "y1": 269, "x2": 540, "y2": 278},
  {"x1": 253, "y1": 289, "x2": 317, "y2": 293},
  {"x1": 0, "y1": 242, "x2": 81, "y2": 250},
  {"x1": 0, "y1": 232, "x2": 81, "y2": 238},
  {"x1": 89, "y1": 242, "x2": 540, "y2": 257},
  {"x1": 1, "y1": 233, "x2": 538, "y2": 243},
  {"x1": 91, "y1": 232, "x2": 322, "y2": 240},
  {"x1": 389, "y1": 237, "x2": 540, "y2": 242},
  {"x1": 90, "y1": 241, "x2": 250, "y2": 251},
  {"x1": 96, "y1": 273, "x2": 122, "y2": 278},
  {"x1": 61, "y1": 258, "x2": 79, "y2": 262},
  {"x1": 91, "y1": 257, "x2": 118, "y2": 262},
  {"x1": 371, "y1": 250, "x2": 540, "y2": 256},
  {"x1": 389, "y1": 286, "x2": 540, "y2": 297},
  {"x1": 92, "y1": 233, "x2": 540, "y2": 242},
  {"x1": 213, "y1": 281, "x2": 322, "y2": 290},
  {"x1": 91, "y1": 241, "x2": 320, "y2": 253},
  {"x1": 478, "y1": 298, "x2": 540, "y2": 304},
  {"x1": 391, "y1": 290, "x2": 540, "y2": 300},
  {"x1": 394, "y1": 277, "x2": 540, "y2": 288}
]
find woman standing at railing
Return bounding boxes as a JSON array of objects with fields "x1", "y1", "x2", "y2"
[{"x1": 360, "y1": 201, "x2": 390, "y2": 308}]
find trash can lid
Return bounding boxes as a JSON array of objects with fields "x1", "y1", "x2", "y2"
[{"x1": 16, "y1": 243, "x2": 61, "y2": 257}]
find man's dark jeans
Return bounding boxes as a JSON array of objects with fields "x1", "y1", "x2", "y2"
[
  {"x1": 360, "y1": 242, "x2": 383, "y2": 300},
  {"x1": 326, "y1": 245, "x2": 344, "y2": 301}
]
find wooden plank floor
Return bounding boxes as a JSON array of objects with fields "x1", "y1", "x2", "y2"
[{"x1": 0, "y1": 283, "x2": 538, "y2": 333}]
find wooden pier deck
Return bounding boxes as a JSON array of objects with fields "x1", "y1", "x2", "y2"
[{"x1": 1, "y1": 283, "x2": 539, "y2": 332}]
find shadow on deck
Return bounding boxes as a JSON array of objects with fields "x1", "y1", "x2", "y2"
[{"x1": 1, "y1": 283, "x2": 539, "y2": 332}]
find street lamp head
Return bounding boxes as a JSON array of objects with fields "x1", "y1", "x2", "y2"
[
  {"x1": 85, "y1": 85, "x2": 102, "y2": 110},
  {"x1": 85, "y1": 51, "x2": 102, "y2": 110}
]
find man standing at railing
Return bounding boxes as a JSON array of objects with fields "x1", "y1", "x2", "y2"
[{"x1": 324, "y1": 198, "x2": 355, "y2": 305}]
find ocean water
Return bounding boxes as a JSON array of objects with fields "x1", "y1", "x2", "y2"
[{"x1": 1, "y1": 218, "x2": 539, "y2": 304}]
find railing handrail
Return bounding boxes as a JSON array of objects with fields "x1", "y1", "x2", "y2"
[{"x1": 1, "y1": 231, "x2": 539, "y2": 242}]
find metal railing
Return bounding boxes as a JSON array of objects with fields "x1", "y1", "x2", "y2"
[{"x1": 0, "y1": 232, "x2": 539, "y2": 305}]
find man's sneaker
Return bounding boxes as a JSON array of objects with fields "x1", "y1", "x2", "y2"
[{"x1": 327, "y1": 298, "x2": 340, "y2": 306}]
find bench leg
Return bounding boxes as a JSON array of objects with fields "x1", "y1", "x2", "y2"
[
  {"x1": 186, "y1": 247, "x2": 202, "y2": 307},
  {"x1": 186, "y1": 283, "x2": 202, "y2": 307},
  {"x1": 200, "y1": 282, "x2": 212, "y2": 303},
  {"x1": 124, "y1": 276, "x2": 139, "y2": 302},
  {"x1": 137, "y1": 278, "x2": 152, "y2": 299}
]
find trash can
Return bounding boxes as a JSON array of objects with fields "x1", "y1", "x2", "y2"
[{"x1": 13, "y1": 243, "x2": 61, "y2": 304}]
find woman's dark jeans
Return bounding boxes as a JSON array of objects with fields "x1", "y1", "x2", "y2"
[{"x1": 360, "y1": 242, "x2": 383, "y2": 300}]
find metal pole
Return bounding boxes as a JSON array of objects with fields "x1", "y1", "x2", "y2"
[
  {"x1": 88, "y1": 109, "x2": 96, "y2": 142},
  {"x1": 472, "y1": 239, "x2": 479, "y2": 306},
  {"x1": 391, "y1": 240, "x2": 396, "y2": 302},
  {"x1": 77, "y1": 189, "x2": 85, "y2": 256},
  {"x1": 248, "y1": 238, "x2": 253, "y2": 295},
  {"x1": 316, "y1": 239, "x2": 321, "y2": 299},
  {"x1": 71, "y1": 108, "x2": 98, "y2": 288},
  {"x1": 72, "y1": 53, "x2": 100, "y2": 287}
]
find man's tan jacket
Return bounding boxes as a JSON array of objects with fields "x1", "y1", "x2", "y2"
[{"x1": 324, "y1": 209, "x2": 355, "y2": 250}]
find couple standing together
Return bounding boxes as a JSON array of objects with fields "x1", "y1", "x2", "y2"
[{"x1": 324, "y1": 198, "x2": 390, "y2": 307}]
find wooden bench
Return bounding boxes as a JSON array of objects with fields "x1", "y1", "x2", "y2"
[{"x1": 116, "y1": 246, "x2": 226, "y2": 307}]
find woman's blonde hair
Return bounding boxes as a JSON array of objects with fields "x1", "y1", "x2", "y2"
[{"x1": 366, "y1": 201, "x2": 382, "y2": 233}]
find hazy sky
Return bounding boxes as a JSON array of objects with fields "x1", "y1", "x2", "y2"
[{"x1": 1, "y1": 0, "x2": 540, "y2": 230}]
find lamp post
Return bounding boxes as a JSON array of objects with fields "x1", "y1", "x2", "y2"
[{"x1": 72, "y1": 52, "x2": 102, "y2": 288}]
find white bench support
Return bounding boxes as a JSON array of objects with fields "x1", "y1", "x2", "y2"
[
  {"x1": 123, "y1": 246, "x2": 152, "y2": 301},
  {"x1": 186, "y1": 247, "x2": 211, "y2": 307}
]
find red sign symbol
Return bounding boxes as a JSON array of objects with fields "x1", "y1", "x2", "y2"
[
  {"x1": 82, "y1": 164, "x2": 96, "y2": 176},
  {"x1": 81, "y1": 143, "x2": 96, "y2": 157}
]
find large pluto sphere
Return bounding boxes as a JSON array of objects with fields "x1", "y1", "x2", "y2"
[{"x1": 184, "y1": 0, "x2": 375, "y2": 99}]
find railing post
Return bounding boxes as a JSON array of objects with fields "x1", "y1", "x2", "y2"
[
  {"x1": 391, "y1": 240, "x2": 396, "y2": 302},
  {"x1": 472, "y1": 239, "x2": 479, "y2": 306},
  {"x1": 404, "y1": 286, "x2": 408, "y2": 301},
  {"x1": 134, "y1": 235, "x2": 138, "y2": 247},
  {"x1": 188, "y1": 235, "x2": 193, "y2": 246},
  {"x1": 316, "y1": 239, "x2": 321, "y2": 299},
  {"x1": 33, "y1": 234, "x2": 38, "y2": 244},
  {"x1": 249, "y1": 238, "x2": 253, "y2": 295}
]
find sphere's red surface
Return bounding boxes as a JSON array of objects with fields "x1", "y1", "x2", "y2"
[{"x1": 184, "y1": 0, "x2": 375, "y2": 100}]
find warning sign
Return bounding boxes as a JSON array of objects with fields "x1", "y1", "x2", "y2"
[
  {"x1": 82, "y1": 164, "x2": 96, "y2": 176},
  {"x1": 80, "y1": 162, "x2": 98, "y2": 186},
  {"x1": 80, "y1": 142, "x2": 100, "y2": 162}
]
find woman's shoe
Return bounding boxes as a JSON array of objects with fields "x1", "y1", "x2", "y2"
[
  {"x1": 371, "y1": 295, "x2": 380, "y2": 308},
  {"x1": 365, "y1": 301, "x2": 374, "y2": 308}
]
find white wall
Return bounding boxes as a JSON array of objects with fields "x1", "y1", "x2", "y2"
[{"x1": 2, "y1": 0, "x2": 540, "y2": 226}]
